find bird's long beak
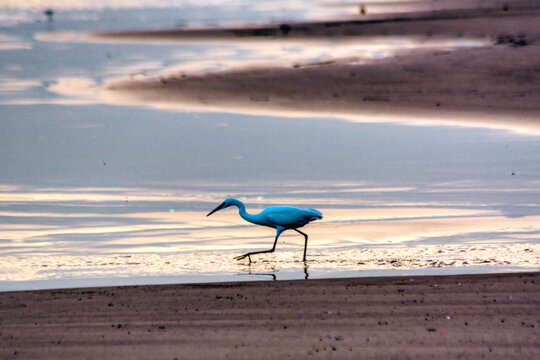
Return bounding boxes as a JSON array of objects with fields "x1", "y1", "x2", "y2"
[{"x1": 207, "y1": 202, "x2": 226, "y2": 217}]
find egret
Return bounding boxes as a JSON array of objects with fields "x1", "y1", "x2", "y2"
[{"x1": 207, "y1": 198, "x2": 322, "y2": 263}]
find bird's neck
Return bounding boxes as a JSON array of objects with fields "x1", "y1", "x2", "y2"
[{"x1": 232, "y1": 199, "x2": 260, "y2": 225}]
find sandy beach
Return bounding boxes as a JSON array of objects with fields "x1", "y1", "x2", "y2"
[
  {"x1": 96, "y1": 2, "x2": 540, "y2": 134},
  {"x1": 1, "y1": 272, "x2": 538, "y2": 359}
]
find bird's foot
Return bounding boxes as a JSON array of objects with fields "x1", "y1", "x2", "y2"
[{"x1": 234, "y1": 253, "x2": 252, "y2": 263}]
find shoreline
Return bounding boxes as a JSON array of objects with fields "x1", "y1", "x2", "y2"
[
  {"x1": 1, "y1": 271, "x2": 538, "y2": 359},
  {"x1": 2, "y1": 264, "x2": 538, "y2": 293},
  {"x1": 94, "y1": 3, "x2": 540, "y2": 134}
]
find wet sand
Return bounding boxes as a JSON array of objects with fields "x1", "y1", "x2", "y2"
[
  {"x1": 97, "y1": 2, "x2": 540, "y2": 134},
  {"x1": 1, "y1": 272, "x2": 538, "y2": 359}
]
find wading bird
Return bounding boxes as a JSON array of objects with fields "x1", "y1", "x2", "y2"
[{"x1": 207, "y1": 198, "x2": 322, "y2": 263}]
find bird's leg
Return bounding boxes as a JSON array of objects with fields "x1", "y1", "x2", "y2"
[
  {"x1": 233, "y1": 253, "x2": 252, "y2": 263},
  {"x1": 294, "y1": 229, "x2": 309, "y2": 262},
  {"x1": 234, "y1": 236, "x2": 279, "y2": 262},
  {"x1": 234, "y1": 228, "x2": 283, "y2": 262}
]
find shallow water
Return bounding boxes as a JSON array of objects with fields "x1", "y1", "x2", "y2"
[{"x1": 0, "y1": 3, "x2": 539, "y2": 291}]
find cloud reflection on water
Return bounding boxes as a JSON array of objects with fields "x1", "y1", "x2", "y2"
[{"x1": 0, "y1": 184, "x2": 538, "y2": 285}]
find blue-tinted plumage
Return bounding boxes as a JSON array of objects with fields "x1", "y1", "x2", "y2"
[{"x1": 207, "y1": 198, "x2": 322, "y2": 262}]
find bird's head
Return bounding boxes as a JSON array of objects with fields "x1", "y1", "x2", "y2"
[{"x1": 206, "y1": 198, "x2": 236, "y2": 217}]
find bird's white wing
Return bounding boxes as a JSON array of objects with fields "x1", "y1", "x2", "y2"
[{"x1": 262, "y1": 206, "x2": 316, "y2": 229}]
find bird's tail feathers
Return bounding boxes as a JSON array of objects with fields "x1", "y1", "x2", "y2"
[{"x1": 305, "y1": 208, "x2": 323, "y2": 220}]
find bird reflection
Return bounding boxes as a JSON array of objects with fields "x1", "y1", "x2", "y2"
[
  {"x1": 247, "y1": 272, "x2": 277, "y2": 281},
  {"x1": 243, "y1": 264, "x2": 310, "y2": 281}
]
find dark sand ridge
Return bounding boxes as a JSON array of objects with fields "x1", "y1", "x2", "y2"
[
  {"x1": 95, "y1": 1, "x2": 540, "y2": 40},
  {"x1": 96, "y1": 3, "x2": 540, "y2": 134},
  {"x1": 1, "y1": 272, "x2": 538, "y2": 359}
]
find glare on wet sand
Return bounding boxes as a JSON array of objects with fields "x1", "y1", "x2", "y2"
[{"x1": 1, "y1": 185, "x2": 538, "y2": 288}]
